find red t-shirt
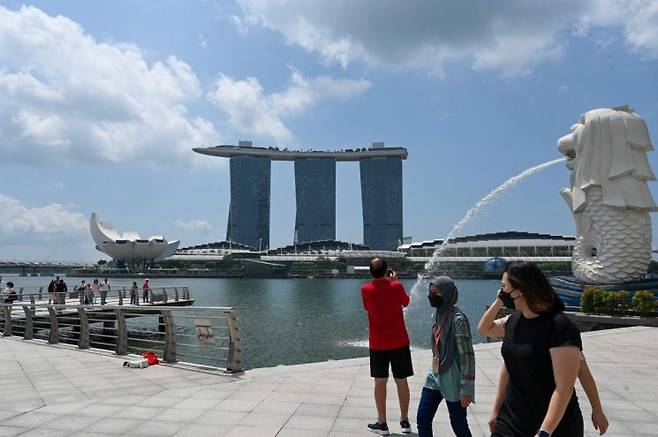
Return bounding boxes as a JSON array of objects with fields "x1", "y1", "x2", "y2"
[{"x1": 361, "y1": 279, "x2": 410, "y2": 351}]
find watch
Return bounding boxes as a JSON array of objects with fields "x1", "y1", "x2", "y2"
[{"x1": 537, "y1": 430, "x2": 550, "y2": 437}]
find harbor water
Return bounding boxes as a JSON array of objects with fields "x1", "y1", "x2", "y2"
[{"x1": 1, "y1": 275, "x2": 501, "y2": 369}]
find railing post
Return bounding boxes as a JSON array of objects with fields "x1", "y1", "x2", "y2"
[
  {"x1": 18, "y1": 288, "x2": 23, "y2": 302},
  {"x1": 115, "y1": 308, "x2": 127, "y2": 355},
  {"x1": 174, "y1": 288, "x2": 179, "y2": 302},
  {"x1": 224, "y1": 309, "x2": 243, "y2": 372},
  {"x1": 77, "y1": 308, "x2": 89, "y2": 349},
  {"x1": 21, "y1": 305, "x2": 33, "y2": 340},
  {"x1": 118, "y1": 290, "x2": 123, "y2": 306},
  {"x1": 29, "y1": 295, "x2": 35, "y2": 313},
  {"x1": 38, "y1": 287, "x2": 43, "y2": 301},
  {"x1": 2, "y1": 305, "x2": 12, "y2": 337},
  {"x1": 161, "y1": 310, "x2": 177, "y2": 362},
  {"x1": 47, "y1": 307, "x2": 59, "y2": 344}
]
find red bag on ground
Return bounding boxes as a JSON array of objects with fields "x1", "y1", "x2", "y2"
[{"x1": 142, "y1": 351, "x2": 160, "y2": 365}]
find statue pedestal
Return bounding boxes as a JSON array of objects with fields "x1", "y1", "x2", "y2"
[{"x1": 550, "y1": 276, "x2": 658, "y2": 307}]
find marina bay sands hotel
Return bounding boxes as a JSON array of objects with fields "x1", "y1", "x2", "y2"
[{"x1": 193, "y1": 141, "x2": 407, "y2": 251}]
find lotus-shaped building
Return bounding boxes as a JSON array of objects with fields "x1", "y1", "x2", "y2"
[{"x1": 90, "y1": 213, "x2": 179, "y2": 261}]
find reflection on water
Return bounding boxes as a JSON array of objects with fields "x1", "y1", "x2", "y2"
[{"x1": 2, "y1": 275, "x2": 499, "y2": 369}]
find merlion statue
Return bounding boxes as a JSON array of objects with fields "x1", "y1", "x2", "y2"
[{"x1": 558, "y1": 105, "x2": 657, "y2": 284}]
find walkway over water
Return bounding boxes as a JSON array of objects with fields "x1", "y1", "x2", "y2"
[{"x1": 0, "y1": 326, "x2": 655, "y2": 436}]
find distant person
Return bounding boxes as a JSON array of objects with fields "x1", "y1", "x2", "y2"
[
  {"x1": 2, "y1": 281, "x2": 16, "y2": 305},
  {"x1": 361, "y1": 258, "x2": 412, "y2": 435},
  {"x1": 47, "y1": 279, "x2": 56, "y2": 304},
  {"x1": 100, "y1": 278, "x2": 110, "y2": 305},
  {"x1": 130, "y1": 282, "x2": 139, "y2": 305},
  {"x1": 90, "y1": 279, "x2": 100, "y2": 305},
  {"x1": 142, "y1": 279, "x2": 151, "y2": 304},
  {"x1": 416, "y1": 276, "x2": 475, "y2": 437},
  {"x1": 55, "y1": 278, "x2": 67, "y2": 304},
  {"x1": 77, "y1": 280, "x2": 86, "y2": 305},
  {"x1": 477, "y1": 262, "x2": 584, "y2": 437}
]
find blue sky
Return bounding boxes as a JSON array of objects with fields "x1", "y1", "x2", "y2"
[{"x1": 1, "y1": 0, "x2": 658, "y2": 261}]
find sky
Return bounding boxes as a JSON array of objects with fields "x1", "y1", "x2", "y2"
[{"x1": 1, "y1": 0, "x2": 658, "y2": 261}]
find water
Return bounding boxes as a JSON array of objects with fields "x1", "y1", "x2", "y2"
[
  {"x1": 408, "y1": 157, "x2": 567, "y2": 300},
  {"x1": 1, "y1": 274, "x2": 500, "y2": 369}
]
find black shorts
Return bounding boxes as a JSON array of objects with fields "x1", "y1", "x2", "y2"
[{"x1": 369, "y1": 345, "x2": 413, "y2": 379}]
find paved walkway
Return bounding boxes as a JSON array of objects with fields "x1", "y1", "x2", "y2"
[{"x1": 0, "y1": 326, "x2": 656, "y2": 436}]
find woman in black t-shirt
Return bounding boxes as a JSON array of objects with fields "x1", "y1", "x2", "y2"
[{"x1": 477, "y1": 262, "x2": 584, "y2": 437}]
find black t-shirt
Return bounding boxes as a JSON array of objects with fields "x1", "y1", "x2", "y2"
[{"x1": 493, "y1": 311, "x2": 584, "y2": 437}]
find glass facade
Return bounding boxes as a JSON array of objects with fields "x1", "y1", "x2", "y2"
[
  {"x1": 226, "y1": 156, "x2": 271, "y2": 250},
  {"x1": 294, "y1": 159, "x2": 336, "y2": 243},
  {"x1": 360, "y1": 158, "x2": 403, "y2": 250}
]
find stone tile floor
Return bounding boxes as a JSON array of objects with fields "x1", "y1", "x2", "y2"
[{"x1": 0, "y1": 326, "x2": 656, "y2": 436}]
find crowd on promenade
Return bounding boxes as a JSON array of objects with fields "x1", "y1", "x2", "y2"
[
  {"x1": 0, "y1": 276, "x2": 154, "y2": 306},
  {"x1": 361, "y1": 257, "x2": 609, "y2": 437}
]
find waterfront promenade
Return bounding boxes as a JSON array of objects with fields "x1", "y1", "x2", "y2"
[{"x1": 0, "y1": 326, "x2": 655, "y2": 436}]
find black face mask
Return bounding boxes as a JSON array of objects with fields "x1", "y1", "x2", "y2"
[
  {"x1": 497, "y1": 288, "x2": 516, "y2": 309},
  {"x1": 428, "y1": 293, "x2": 443, "y2": 307}
]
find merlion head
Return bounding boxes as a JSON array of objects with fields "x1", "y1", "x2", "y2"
[{"x1": 558, "y1": 105, "x2": 657, "y2": 213}]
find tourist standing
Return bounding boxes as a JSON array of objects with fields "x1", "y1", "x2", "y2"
[
  {"x1": 100, "y1": 278, "x2": 110, "y2": 305},
  {"x1": 130, "y1": 282, "x2": 139, "y2": 305},
  {"x1": 77, "y1": 280, "x2": 86, "y2": 305},
  {"x1": 2, "y1": 281, "x2": 16, "y2": 304},
  {"x1": 416, "y1": 276, "x2": 474, "y2": 437},
  {"x1": 55, "y1": 278, "x2": 67, "y2": 304},
  {"x1": 477, "y1": 261, "x2": 584, "y2": 437},
  {"x1": 361, "y1": 258, "x2": 413, "y2": 435},
  {"x1": 142, "y1": 279, "x2": 150, "y2": 304},
  {"x1": 90, "y1": 279, "x2": 100, "y2": 305},
  {"x1": 47, "y1": 278, "x2": 56, "y2": 304}
]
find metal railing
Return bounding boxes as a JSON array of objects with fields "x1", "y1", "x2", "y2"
[
  {"x1": 0, "y1": 303, "x2": 242, "y2": 372},
  {"x1": 3, "y1": 286, "x2": 192, "y2": 306}
]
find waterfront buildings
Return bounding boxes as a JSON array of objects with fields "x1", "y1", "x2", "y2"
[{"x1": 193, "y1": 141, "x2": 408, "y2": 250}]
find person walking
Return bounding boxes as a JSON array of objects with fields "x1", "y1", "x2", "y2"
[
  {"x1": 130, "y1": 282, "x2": 139, "y2": 305},
  {"x1": 90, "y1": 279, "x2": 100, "y2": 305},
  {"x1": 478, "y1": 261, "x2": 584, "y2": 437},
  {"x1": 77, "y1": 280, "x2": 86, "y2": 305},
  {"x1": 361, "y1": 258, "x2": 413, "y2": 435},
  {"x1": 142, "y1": 279, "x2": 151, "y2": 304},
  {"x1": 416, "y1": 276, "x2": 475, "y2": 437}
]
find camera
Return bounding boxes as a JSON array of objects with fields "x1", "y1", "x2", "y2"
[{"x1": 386, "y1": 269, "x2": 394, "y2": 277}]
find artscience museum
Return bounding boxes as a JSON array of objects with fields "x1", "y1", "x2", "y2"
[{"x1": 90, "y1": 213, "x2": 179, "y2": 264}]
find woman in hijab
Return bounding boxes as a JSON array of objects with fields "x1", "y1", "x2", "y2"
[{"x1": 416, "y1": 276, "x2": 475, "y2": 437}]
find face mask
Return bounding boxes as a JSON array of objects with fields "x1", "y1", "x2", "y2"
[
  {"x1": 497, "y1": 288, "x2": 516, "y2": 309},
  {"x1": 428, "y1": 293, "x2": 443, "y2": 307}
]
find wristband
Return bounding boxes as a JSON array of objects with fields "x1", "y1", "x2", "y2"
[{"x1": 537, "y1": 430, "x2": 550, "y2": 437}]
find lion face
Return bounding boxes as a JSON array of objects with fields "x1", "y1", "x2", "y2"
[{"x1": 557, "y1": 121, "x2": 583, "y2": 172}]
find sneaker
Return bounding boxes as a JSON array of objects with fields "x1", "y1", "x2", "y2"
[
  {"x1": 367, "y1": 421, "x2": 390, "y2": 435},
  {"x1": 400, "y1": 419, "x2": 412, "y2": 434}
]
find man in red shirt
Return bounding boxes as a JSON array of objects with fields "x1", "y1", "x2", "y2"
[{"x1": 361, "y1": 258, "x2": 412, "y2": 435}]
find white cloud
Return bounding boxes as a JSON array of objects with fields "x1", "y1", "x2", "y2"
[
  {"x1": 236, "y1": 0, "x2": 658, "y2": 76},
  {"x1": 207, "y1": 68, "x2": 371, "y2": 143},
  {"x1": 0, "y1": 193, "x2": 87, "y2": 235},
  {"x1": 174, "y1": 219, "x2": 212, "y2": 232},
  {"x1": 0, "y1": 5, "x2": 219, "y2": 166}
]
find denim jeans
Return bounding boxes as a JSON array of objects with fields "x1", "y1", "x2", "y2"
[{"x1": 416, "y1": 386, "x2": 472, "y2": 437}]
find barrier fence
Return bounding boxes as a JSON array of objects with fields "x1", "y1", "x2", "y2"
[{"x1": 0, "y1": 303, "x2": 242, "y2": 373}]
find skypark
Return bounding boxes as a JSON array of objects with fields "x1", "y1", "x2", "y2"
[{"x1": 192, "y1": 142, "x2": 408, "y2": 161}]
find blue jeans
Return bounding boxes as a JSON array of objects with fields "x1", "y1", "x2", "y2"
[{"x1": 416, "y1": 386, "x2": 472, "y2": 437}]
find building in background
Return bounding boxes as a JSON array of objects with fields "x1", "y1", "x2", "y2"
[{"x1": 194, "y1": 141, "x2": 408, "y2": 250}]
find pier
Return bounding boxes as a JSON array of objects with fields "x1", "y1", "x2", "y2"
[{"x1": 0, "y1": 326, "x2": 654, "y2": 436}]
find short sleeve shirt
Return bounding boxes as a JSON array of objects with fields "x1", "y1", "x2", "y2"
[
  {"x1": 493, "y1": 311, "x2": 583, "y2": 437},
  {"x1": 361, "y1": 279, "x2": 410, "y2": 350}
]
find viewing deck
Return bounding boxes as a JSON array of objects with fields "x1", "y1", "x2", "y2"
[
  {"x1": 192, "y1": 145, "x2": 408, "y2": 161},
  {"x1": 0, "y1": 326, "x2": 654, "y2": 436}
]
